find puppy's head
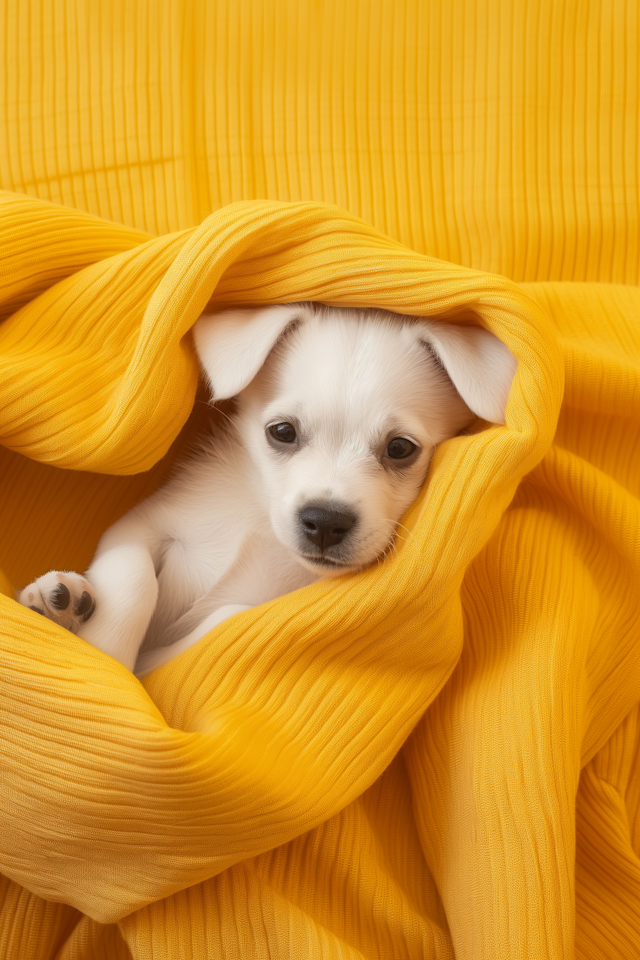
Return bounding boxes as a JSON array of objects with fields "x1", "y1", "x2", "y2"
[{"x1": 194, "y1": 304, "x2": 516, "y2": 575}]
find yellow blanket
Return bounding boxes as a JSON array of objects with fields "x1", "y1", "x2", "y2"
[{"x1": 1, "y1": 3, "x2": 639, "y2": 959}]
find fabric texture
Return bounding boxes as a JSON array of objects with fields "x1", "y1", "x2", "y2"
[{"x1": 0, "y1": 2, "x2": 639, "y2": 958}]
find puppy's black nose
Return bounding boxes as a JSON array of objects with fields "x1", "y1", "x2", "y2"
[{"x1": 299, "y1": 505, "x2": 356, "y2": 549}]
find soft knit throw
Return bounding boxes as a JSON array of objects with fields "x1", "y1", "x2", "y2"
[{"x1": 0, "y1": 2, "x2": 639, "y2": 959}]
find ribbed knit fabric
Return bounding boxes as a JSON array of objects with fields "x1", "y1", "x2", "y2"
[
  {"x1": 0, "y1": 2, "x2": 638, "y2": 958},
  {"x1": 1, "y1": 0, "x2": 638, "y2": 283}
]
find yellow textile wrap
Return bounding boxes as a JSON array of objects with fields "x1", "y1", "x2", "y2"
[{"x1": 0, "y1": 1, "x2": 639, "y2": 959}]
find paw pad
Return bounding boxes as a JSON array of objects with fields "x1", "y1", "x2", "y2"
[
  {"x1": 18, "y1": 571, "x2": 96, "y2": 634},
  {"x1": 75, "y1": 591, "x2": 95, "y2": 622},
  {"x1": 51, "y1": 582, "x2": 70, "y2": 610}
]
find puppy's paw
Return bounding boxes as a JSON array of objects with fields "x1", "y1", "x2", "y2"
[{"x1": 18, "y1": 571, "x2": 96, "y2": 634}]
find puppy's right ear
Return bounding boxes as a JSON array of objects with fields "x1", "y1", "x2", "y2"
[{"x1": 192, "y1": 304, "x2": 306, "y2": 399}]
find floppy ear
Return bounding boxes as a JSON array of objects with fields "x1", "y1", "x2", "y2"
[
  {"x1": 192, "y1": 304, "x2": 306, "y2": 399},
  {"x1": 416, "y1": 320, "x2": 517, "y2": 424}
]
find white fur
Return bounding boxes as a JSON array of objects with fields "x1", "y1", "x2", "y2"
[{"x1": 19, "y1": 304, "x2": 516, "y2": 677}]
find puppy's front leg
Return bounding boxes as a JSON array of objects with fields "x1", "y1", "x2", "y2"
[{"x1": 78, "y1": 541, "x2": 159, "y2": 672}]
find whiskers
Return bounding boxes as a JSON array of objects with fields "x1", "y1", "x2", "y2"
[
  {"x1": 375, "y1": 538, "x2": 399, "y2": 568},
  {"x1": 372, "y1": 518, "x2": 414, "y2": 568},
  {"x1": 378, "y1": 518, "x2": 414, "y2": 543},
  {"x1": 192, "y1": 397, "x2": 239, "y2": 433},
  {"x1": 387, "y1": 520, "x2": 413, "y2": 543},
  {"x1": 209, "y1": 401, "x2": 238, "y2": 430}
]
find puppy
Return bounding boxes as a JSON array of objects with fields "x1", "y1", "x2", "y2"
[{"x1": 18, "y1": 303, "x2": 516, "y2": 677}]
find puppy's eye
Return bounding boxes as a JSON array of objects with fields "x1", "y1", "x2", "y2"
[
  {"x1": 268, "y1": 422, "x2": 297, "y2": 443},
  {"x1": 385, "y1": 437, "x2": 416, "y2": 459}
]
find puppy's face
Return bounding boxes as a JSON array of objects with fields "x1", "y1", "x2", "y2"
[{"x1": 235, "y1": 313, "x2": 473, "y2": 574}]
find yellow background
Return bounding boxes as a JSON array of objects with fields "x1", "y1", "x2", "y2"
[{"x1": 0, "y1": 2, "x2": 639, "y2": 958}]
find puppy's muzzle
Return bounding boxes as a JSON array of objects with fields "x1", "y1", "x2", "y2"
[{"x1": 299, "y1": 504, "x2": 356, "y2": 551}]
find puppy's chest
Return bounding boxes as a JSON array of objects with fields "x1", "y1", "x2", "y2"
[
  {"x1": 157, "y1": 524, "x2": 245, "y2": 600},
  {"x1": 153, "y1": 451, "x2": 257, "y2": 591},
  {"x1": 159, "y1": 528, "x2": 316, "y2": 605}
]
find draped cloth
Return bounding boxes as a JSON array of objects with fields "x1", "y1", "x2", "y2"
[{"x1": 0, "y1": 3, "x2": 639, "y2": 958}]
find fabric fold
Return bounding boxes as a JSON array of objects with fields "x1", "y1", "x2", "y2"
[
  {"x1": 1, "y1": 0, "x2": 640, "y2": 954},
  {"x1": 1, "y1": 192, "x2": 562, "y2": 923}
]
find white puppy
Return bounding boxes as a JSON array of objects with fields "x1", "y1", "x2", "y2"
[{"x1": 19, "y1": 303, "x2": 516, "y2": 677}]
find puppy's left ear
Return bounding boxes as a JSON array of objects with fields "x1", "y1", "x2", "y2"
[
  {"x1": 192, "y1": 304, "x2": 306, "y2": 399},
  {"x1": 416, "y1": 320, "x2": 517, "y2": 424}
]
